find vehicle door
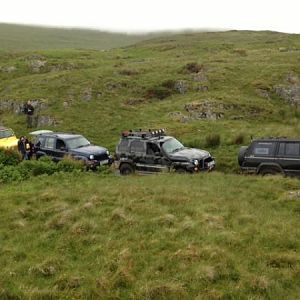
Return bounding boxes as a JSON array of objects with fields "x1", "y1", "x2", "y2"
[
  {"x1": 243, "y1": 141, "x2": 276, "y2": 169},
  {"x1": 144, "y1": 142, "x2": 169, "y2": 172},
  {"x1": 52, "y1": 139, "x2": 68, "y2": 162},
  {"x1": 34, "y1": 136, "x2": 46, "y2": 158},
  {"x1": 42, "y1": 137, "x2": 56, "y2": 160},
  {"x1": 276, "y1": 142, "x2": 300, "y2": 175},
  {"x1": 129, "y1": 140, "x2": 147, "y2": 172},
  {"x1": 116, "y1": 139, "x2": 130, "y2": 159}
]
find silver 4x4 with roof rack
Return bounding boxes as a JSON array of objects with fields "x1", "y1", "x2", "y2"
[
  {"x1": 238, "y1": 138, "x2": 300, "y2": 176},
  {"x1": 115, "y1": 129, "x2": 215, "y2": 175}
]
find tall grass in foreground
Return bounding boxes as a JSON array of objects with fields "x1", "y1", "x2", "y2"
[{"x1": 0, "y1": 172, "x2": 299, "y2": 299}]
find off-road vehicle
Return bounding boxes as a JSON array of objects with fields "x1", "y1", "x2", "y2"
[
  {"x1": 32, "y1": 131, "x2": 113, "y2": 168},
  {"x1": 0, "y1": 127, "x2": 18, "y2": 149},
  {"x1": 238, "y1": 138, "x2": 300, "y2": 176},
  {"x1": 115, "y1": 129, "x2": 215, "y2": 175}
]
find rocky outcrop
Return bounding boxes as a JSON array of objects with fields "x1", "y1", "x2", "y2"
[
  {"x1": 273, "y1": 72, "x2": 300, "y2": 107},
  {"x1": 0, "y1": 99, "x2": 57, "y2": 127},
  {"x1": 0, "y1": 66, "x2": 17, "y2": 73},
  {"x1": 169, "y1": 100, "x2": 264, "y2": 123},
  {"x1": 184, "y1": 101, "x2": 226, "y2": 120},
  {"x1": 192, "y1": 71, "x2": 208, "y2": 83},
  {"x1": 255, "y1": 88, "x2": 270, "y2": 99},
  {"x1": 169, "y1": 101, "x2": 227, "y2": 123},
  {"x1": 174, "y1": 80, "x2": 188, "y2": 94},
  {"x1": 81, "y1": 87, "x2": 93, "y2": 102},
  {"x1": 194, "y1": 85, "x2": 209, "y2": 92},
  {"x1": 36, "y1": 115, "x2": 58, "y2": 127},
  {"x1": 28, "y1": 60, "x2": 47, "y2": 73},
  {"x1": 274, "y1": 84, "x2": 300, "y2": 107},
  {"x1": 0, "y1": 99, "x2": 48, "y2": 114},
  {"x1": 168, "y1": 111, "x2": 189, "y2": 123},
  {"x1": 0, "y1": 100, "x2": 23, "y2": 114}
]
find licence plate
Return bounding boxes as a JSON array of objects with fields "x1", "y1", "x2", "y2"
[{"x1": 100, "y1": 159, "x2": 109, "y2": 165}]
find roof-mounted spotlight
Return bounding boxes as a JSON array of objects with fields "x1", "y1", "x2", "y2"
[{"x1": 122, "y1": 131, "x2": 129, "y2": 137}]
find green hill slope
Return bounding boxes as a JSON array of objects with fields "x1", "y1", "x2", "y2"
[
  {"x1": 0, "y1": 23, "x2": 157, "y2": 51},
  {"x1": 1, "y1": 30, "x2": 299, "y2": 171}
]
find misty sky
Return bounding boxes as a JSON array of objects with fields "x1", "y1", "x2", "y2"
[{"x1": 0, "y1": 0, "x2": 299, "y2": 33}]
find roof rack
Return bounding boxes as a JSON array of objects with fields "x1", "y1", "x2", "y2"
[
  {"x1": 254, "y1": 136, "x2": 288, "y2": 140},
  {"x1": 121, "y1": 129, "x2": 166, "y2": 139}
]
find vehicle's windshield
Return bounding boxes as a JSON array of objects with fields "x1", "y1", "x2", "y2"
[
  {"x1": 0, "y1": 129, "x2": 14, "y2": 139},
  {"x1": 162, "y1": 138, "x2": 184, "y2": 154},
  {"x1": 66, "y1": 136, "x2": 90, "y2": 149}
]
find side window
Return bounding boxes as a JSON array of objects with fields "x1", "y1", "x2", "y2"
[
  {"x1": 44, "y1": 137, "x2": 55, "y2": 149},
  {"x1": 56, "y1": 139, "x2": 66, "y2": 150},
  {"x1": 130, "y1": 140, "x2": 145, "y2": 154},
  {"x1": 278, "y1": 143, "x2": 285, "y2": 156},
  {"x1": 278, "y1": 142, "x2": 300, "y2": 156},
  {"x1": 147, "y1": 143, "x2": 160, "y2": 155},
  {"x1": 251, "y1": 142, "x2": 276, "y2": 156},
  {"x1": 118, "y1": 139, "x2": 130, "y2": 153},
  {"x1": 36, "y1": 136, "x2": 45, "y2": 147},
  {"x1": 285, "y1": 143, "x2": 300, "y2": 156}
]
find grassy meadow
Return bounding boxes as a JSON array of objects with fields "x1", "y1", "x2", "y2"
[
  {"x1": 0, "y1": 28, "x2": 300, "y2": 298},
  {"x1": 1, "y1": 172, "x2": 300, "y2": 299}
]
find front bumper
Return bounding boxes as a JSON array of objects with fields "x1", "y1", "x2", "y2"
[
  {"x1": 187, "y1": 157, "x2": 216, "y2": 172},
  {"x1": 87, "y1": 155, "x2": 114, "y2": 168}
]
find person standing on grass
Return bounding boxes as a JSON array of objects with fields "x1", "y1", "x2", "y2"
[
  {"x1": 24, "y1": 137, "x2": 33, "y2": 160},
  {"x1": 23, "y1": 100, "x2": 35, "y2": 128},
  {"x1": 18, "y1": 136, "x2": 31, "y2": 160},
  {"x1": 18, "y1": 136, "x2": 26, "y2": 160}
]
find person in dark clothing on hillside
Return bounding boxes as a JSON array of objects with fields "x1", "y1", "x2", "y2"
[
  {"x1": 18, "y1": 136, "x2": 26, "y2": 160},
  {"x1": 23, "y1": 101, "x2": 35, "y2": 128},
  {"x1": 18, "y1": 136, "x2": 31, "y2": 160}
]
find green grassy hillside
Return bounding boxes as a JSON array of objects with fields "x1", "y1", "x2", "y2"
[
  {"x1": 1, "y1": 30, "x2": 300, "y2": 171},
  {"x1": 0, "y1": 23, "x2": 158, "y2": 51}
]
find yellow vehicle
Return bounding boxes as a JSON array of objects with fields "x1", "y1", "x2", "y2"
[{"x1": 0, "y1": 127, "x2": 18, "y2": 149}]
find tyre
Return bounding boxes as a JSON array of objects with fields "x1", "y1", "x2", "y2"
[
  {"x1": 259, "y1": 167, "x2": 281, "y2": 176},
  {"x1": 175, "y1": 167, "x2": 187, "y2": 173},
  {"x1": 119, "y1": 163, "x2": 134, "y2": 175}
]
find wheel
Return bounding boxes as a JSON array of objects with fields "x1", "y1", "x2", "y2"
[
  {"x1": 175, "y1": 167, "x2": 187, "y2": 173},
  {"x1": 119, "y1": 163, "x2": 134, "y2": 175},
  {"x1": 259, "y1": 167, "x2": 281, "y2": 176}
]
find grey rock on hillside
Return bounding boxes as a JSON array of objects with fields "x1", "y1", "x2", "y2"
[{"x1": 274, "y1": 84, "x2": 300, "y2": 107}]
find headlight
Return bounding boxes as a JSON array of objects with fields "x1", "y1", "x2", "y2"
[
  {"x1": 193, "y1": 159, "x2": 199, "y2": 166},
  {"x1": 106, "y1": 150, "x2": 110, "y2": 156},
  {"x1": 89, "y1": 154, "x2": 94, "y2": 160}
]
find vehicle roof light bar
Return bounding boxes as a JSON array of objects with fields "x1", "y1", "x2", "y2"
[{"x1": 121, "y1": 128, "x2": 166, "y2": 138}]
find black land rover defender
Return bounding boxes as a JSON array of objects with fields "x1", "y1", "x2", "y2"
[
  {"x1": 238, "y1": 138, "x2": 300, "y2": 176},
  {"x1": 33, "y1": 132, "x2": 113, "y2": 168},
  {"x1": 115, "y1": 129, "x2": 215, "y2": 175}
]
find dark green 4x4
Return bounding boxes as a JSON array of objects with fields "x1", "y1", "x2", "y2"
[
  {"x1": 238, "y1": 138, "x2": 300, "y2": 176},
  {"x1": 115, "y1": 129, "x2": 215, "y2": 175}
]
